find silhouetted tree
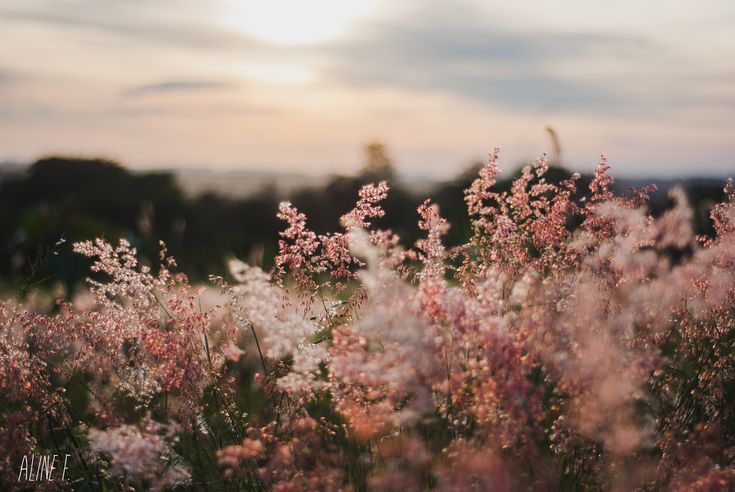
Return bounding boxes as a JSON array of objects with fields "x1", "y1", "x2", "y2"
[
  {"x1": 0, "y1": 154, "x2": 727, "y2": 295},
  {"x1": 360, "y1": 141, "x2": 396, "y2": 181}
]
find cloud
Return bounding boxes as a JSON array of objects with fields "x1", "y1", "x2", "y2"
[
  {"x1": 0, "y1": 3, "x2": 261, "y2": 51},
  {"x1": 317, "y1": 3, "x2": 701, "y2": 115},
  {"x1": 2, "y1": 1, "x2": 688, "y2": 117},
  {"x1": 107, "y1": 103, "x2": 279, "y2": 117},
  {"x1": 0, "y1": 67, "x2": 17, "y2": 87},
  {"x1": 0, "y1": 101, "x2": 278, "y2": 123},
  {"x1": 122, "y1": 80, "x2": 236, "y2": 97}
]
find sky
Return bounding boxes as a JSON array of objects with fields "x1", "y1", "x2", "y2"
[{"x1": 0, "y1": 0, "x2": 733, "y2": 178}]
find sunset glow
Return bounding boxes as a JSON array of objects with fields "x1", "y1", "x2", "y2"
[
  {"x1": 227, "y1": 0, "x2": 381, "y2": 45},
  {"x1": 0, "y1": 0, "x2": 732, "y2": 177}
]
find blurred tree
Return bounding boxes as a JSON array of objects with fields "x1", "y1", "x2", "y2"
[
  {"x1": 360, "y1": 141, "x2": 396, "y2": 180},
  {"x1": 0, "y1": 157, "x2": 281, "y2": 293},
  {"x1": 0, "y1": 157, "x2": 186, "y2": 293},
  {"x1": 0, "y1": 152, "x2": 726, "y2": 295}
]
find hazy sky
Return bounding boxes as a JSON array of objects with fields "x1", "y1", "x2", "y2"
[{"x1": 1, "y1": 0, "x2": 733, "y2": 178}]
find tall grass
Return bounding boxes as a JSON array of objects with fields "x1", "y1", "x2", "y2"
[{"x1": 2, "y1": 152, "x2": 735, "y2": 490}]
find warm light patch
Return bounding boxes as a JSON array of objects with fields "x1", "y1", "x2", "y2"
[
  {"x1": 238, "y1": 63, "x2": 316, "y2": 85},
  {"x1": 227, "y1": 0, "x2": 380, "y2": 45}
]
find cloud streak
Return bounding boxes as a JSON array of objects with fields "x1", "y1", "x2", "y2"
[
  {"x1": 314, "y1": 3, "x2": 732, "y2": 117},
  {"x1": 122, "y1": 80, "x2": 236, "y2": 97},
  {"x1": 0, "y1": 4, "x2": 262, "y2": 52}
]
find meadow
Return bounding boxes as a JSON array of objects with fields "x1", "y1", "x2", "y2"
[{"x1": 2, "y1": 152, "x2": 735, "y2": 490}]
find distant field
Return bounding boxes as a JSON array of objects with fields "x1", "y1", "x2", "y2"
[
  {"x1": 173, "y1": 169, "x2": 332, "y2": 199},
  {"x1": 174, "y1": 168, "x2": 439, "y2": 199}
]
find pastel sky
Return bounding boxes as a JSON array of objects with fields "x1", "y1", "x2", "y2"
[{"x1": 1, "y1": 0, "x2": 733, "y2": 178}]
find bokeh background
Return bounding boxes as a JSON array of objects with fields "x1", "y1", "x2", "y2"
[{"x1": 1, "y1": 0, "x2": 733, "y2": 293}]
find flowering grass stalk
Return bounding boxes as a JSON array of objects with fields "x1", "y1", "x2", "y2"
[{"x1": 2, "y1": 153, "x2": 735, "y2": 490}]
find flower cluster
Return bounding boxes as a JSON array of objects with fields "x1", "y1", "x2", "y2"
[
  {"x1": 88, "y1": 419, "x2": 190, "y2": 490},
  {"x1": 2, "y1": 153, "x2": 735, "y2": 490},
  {"x1": 274, "y1": 181, "x2": 389, "y2": 293}
]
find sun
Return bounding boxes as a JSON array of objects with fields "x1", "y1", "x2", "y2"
[{"x1": 228, "y1": 0, "x2": 380, "y2": 45}]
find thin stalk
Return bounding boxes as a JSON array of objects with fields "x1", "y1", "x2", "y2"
[{"x1": 248, "y1": 321, "x2": 268, "y2": 376}]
